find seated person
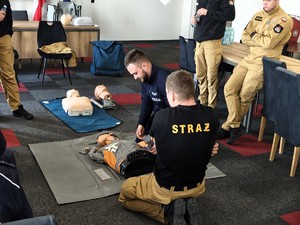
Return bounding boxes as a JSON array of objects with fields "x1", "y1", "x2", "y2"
[
  {"x1": 118, "y1": 70, "x2": 220, "y2": 225},
  {"x1": 62, "y1": 89, "x2": 93, "y2": 116},
  {"x1": 0, "y1": 130, "x2": 33, "y2": 223}
]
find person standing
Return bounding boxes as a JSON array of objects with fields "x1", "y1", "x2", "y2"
[
  {"x1": 124, "y1": 49, "x2": 170, "y2": 142},
  {"x1": 0, "y1": 0, "x2": 33, "y2": 120},
  {"x1": 118, "y1": 70, "x2": 219, "y2": 224},
  {"x1": 217, "y1": 0, "x2": 293, "y2": 144},
  {"x1": 191, "y1": 0, "x2": 235, "y2": 108}
]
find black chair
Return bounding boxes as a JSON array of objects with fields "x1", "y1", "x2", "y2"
[
  {"x1": 269, "y1": 67, "x2": 300, "y2": 177},
  {"x1": 258, "y1": 57, "x2": 286, "y2": 141},
  {"x1": 37, "y1": 21, "x2": 72, "y2": 86},
  {"x1": 11, "y1": 10, "x2": 28, "y2": 21},
  {"x1": 11, "y1": 10, "x2": 28, "y2": 77}
]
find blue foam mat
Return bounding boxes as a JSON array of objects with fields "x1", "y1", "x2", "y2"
[{"x1": 41, "y1": 98, "x2": 121, "y2": 133}]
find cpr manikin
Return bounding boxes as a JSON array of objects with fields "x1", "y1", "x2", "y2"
[{"x1": 62, "y1": 89, "x2": 93, "y2": 116}]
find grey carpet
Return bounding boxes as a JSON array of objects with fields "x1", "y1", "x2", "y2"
[{"x1": 29, "y1": 131, "x2": 225, "y2": 204}]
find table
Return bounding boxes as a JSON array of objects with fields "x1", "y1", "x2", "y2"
[
  {"x1": 12, "y1": 21, "x2": 100, "y2": 59},
  {"x1": 222, "y1": 42, "x2": 300, "y2": 74},
  {"x1": 221, "y1": 42, "x2": 300, "y2": 132}
]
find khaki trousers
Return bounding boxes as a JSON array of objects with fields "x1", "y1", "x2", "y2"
[
  {"x1": 195, "y1": 39, "x2": 222, "y2": 108},
  {"x1": 222, "y1": 59, "x2": 264, "y2": 130},
  {"x1": 0, "y1": 34, "x2": 20, "y2": 111},
  {"x1": 118, "y1": 173, "x2": 205, "y2": 224}
]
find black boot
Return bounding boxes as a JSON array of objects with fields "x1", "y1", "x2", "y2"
[
  {"x1": 226, "y1": 125, "x2": 246, "y2": 145},
  {"x1": 216, "y1": 127, "x2": 230, "y2": 140},
  {"x1": 185, "y1": 198, "x2": 201, "y2": 225},
  {"x1": 165, "y1": 199, "x2": 187, "y2": 225},
  {"x1": 12, "y1": 105, "x2": 34, "y2": 120}
]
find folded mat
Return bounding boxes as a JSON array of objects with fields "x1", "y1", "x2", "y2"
[
  {"x1": 41, "y1": 99, "x2": 121, "y2": 133},
  {"x1": 29, "y1": 131, "x2": 226, "y2": 204}
]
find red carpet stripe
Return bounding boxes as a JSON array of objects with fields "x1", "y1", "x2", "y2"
[
  {"x1": 112, "y1": 93, "x2": 141, "y2": 105},
  {"x1": 161, "y1": 63, "x2": 180, "y2": 70},
  {"x1": 0, "y1": 83, "x2": 28, "y2": 93},
  {"x1": 280, "y1": 210, "x2": 300, "y2": 225},
  {"x1": 45, "y1": 68, "x2": 73, "y2": 75},
  {"x1": 83, "y1": 57, "x2": 92, "y2": 62},
  {"x1": 219, "y1": 134, "x2": 271, "y2": 156},
  {"x1": 1, "y1": 129, "x2": 21, "y2": 148},
  {"x1": 131, "y1": 43, "x2": 154, "y2": 48}
]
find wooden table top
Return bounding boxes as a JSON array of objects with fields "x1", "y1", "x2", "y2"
[
  {"x1": 222, "y1": 42, "x2": 300, "y2": 74},
  {"x1": 12, "y1": 21, "x2": 100, "y2": 31}
]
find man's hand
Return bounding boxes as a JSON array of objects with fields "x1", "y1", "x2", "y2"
[
  {"x1": 148, "y1": 138, "x2": 157, "y2": 155},
  {"x1": 136, "y1": 124, "x2": 145, "y2": 140},
  {"x1": 191, "y1": 15, "x2": 197, "y2": 26},
  {"x1": 196, "y1": 8, "x2": 207, "y2": 16},
  {"x1": 0, "y1": 11, "x2": 6, "y2": 22},
  {"x1": 212, "y1": 142, "x2": 219, "y2": 156}
]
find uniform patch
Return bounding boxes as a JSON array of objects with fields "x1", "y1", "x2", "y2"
[
  {"x1": 273, "y1": 24, "x2": 283, "y2": 33},
  {"x1": 255, "y1": 16, "x2": 262, "y2": 21},
  {"x1": 281, "y1": 17, "x2": 287, "y2": 22}
]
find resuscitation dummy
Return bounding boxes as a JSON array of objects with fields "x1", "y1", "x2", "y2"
[
  {"x1": 82, "y1": 132, "x2": 155, "y2": 178},
  {"x1": 62, "y1": 89, "x2": 93, "y2": 116},
  {"x1": 91, "y1": 85, "x2": 115, "y2": 108}
]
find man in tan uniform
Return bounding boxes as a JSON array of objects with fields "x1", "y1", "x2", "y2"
[
  {"x1": 0, "y1": 0, "x2": 33, "y2": 120},
  {"x1": 191, "y1": 0, "x2": 235, "y2": 108},
  {"x1": 217, "y1": 0, "x2": 293, "y2": 144}
]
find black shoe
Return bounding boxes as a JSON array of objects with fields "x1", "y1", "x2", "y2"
[
  {"x1": 185, "y1": 198, "x2": 201, "y2": 225},
  {"x1": 13, "y1": 105, "x2": 34, "y2": 120},
  {"x1": 166, "y1": 199, "x2": 187, "y2": 225},
  {"x1": 226, "y1": 125, "x2": 246, "y2": 145},
  {"x1": 216, "y1": 127, "x2": 230, "y2": 140}
]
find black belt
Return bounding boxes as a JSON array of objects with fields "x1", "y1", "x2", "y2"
[{"x1": 162, "y1": 183, "x2": 200, "y2": 192}]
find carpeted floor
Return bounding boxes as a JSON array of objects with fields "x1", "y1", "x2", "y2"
[{"x1": 1, "y1": 40, "x2": 299, "y2": 225}]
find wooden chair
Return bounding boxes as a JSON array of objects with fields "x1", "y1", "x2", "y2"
[{"x1": 269, "y1": 67, "x2": 300, "y2": 177}]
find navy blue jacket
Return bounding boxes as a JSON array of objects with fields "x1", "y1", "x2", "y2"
[
  {"x1": 0, "y1": 131, "x2": 33, "y2": 223},
  {"x1": 138, "y1": 64, "x2": 170, "y2": 127}
]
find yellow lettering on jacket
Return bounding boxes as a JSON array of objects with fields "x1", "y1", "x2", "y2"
[{"x1": 172, "y1": 123, "x2": 210, "y2": 134}]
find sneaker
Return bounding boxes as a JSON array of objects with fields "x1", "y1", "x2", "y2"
[
  {"x1": 216, "y1": 127, "x2": 230, "y2": 140},
  {"x1": 13, "y1": 105, "x2": 34, "y2": 120},
  {"x1": 185, "y1": 198, "x2": 201, "y2": 225},
  {"x1": 226, "y1": 125, "x2": 246, "y2": 145},
  {"x1": 165, "y1": 199, "x2": 187, "y2": 225}
]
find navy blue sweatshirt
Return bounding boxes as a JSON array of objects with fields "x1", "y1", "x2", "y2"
[{"x1": 138, "y1": 64, "x2": 170, "y2": 127}]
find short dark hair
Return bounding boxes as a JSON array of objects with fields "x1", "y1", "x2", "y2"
[
  {"x1": 166, "y1": 70, "x2": 195, "y2": 101},
  {"x1": 124, "y1": 49, "x2": 150, "y2": 67}
]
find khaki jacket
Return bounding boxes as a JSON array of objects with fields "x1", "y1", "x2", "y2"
[{"x1": 241, "y1": 5, "x2": 293, "y2": 64}]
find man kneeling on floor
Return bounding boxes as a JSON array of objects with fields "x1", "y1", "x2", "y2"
[{"x1": 118, "y1": 70, "x2": 219, "y2": 225}]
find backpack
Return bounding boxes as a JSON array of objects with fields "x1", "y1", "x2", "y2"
[
  {"x1": 90, "y1": 41, "x2": 125, "y2": 76},
  {"x1": 179, "y1": 36, "x2": 196, "y2": 74}
]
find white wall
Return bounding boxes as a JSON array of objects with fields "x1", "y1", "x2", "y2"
[{"x1": 10, "y1": 0, "x2": 300, "y2": 41}]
